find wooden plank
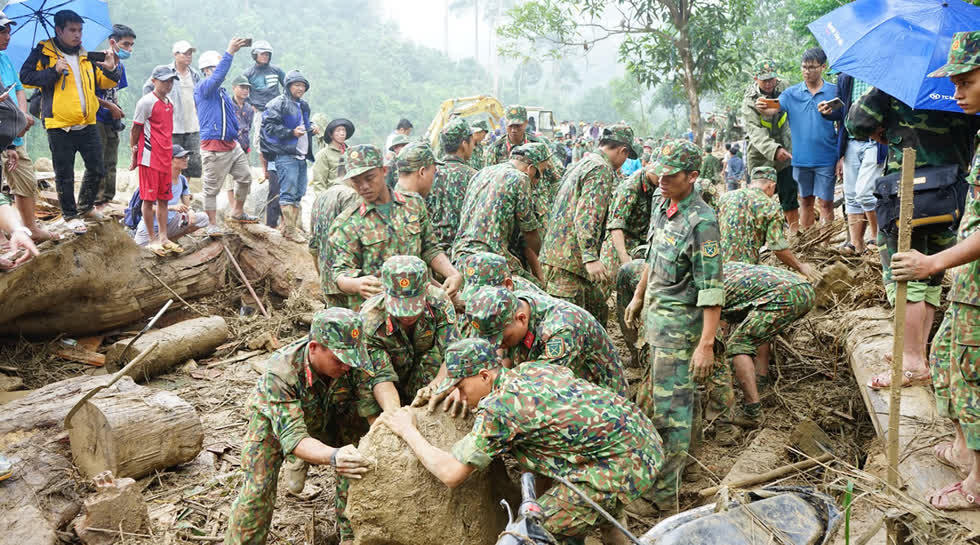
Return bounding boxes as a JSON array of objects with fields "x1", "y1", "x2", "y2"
[{"x1": 826, "y1": 308, "x2": 980, "y2": 536}]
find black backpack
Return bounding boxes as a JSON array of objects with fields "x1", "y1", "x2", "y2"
[{"x1": 873, "y1": 164, "x2": 967, "y2": 235}]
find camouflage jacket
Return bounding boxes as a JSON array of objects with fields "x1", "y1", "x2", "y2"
[
  {"x1": 310, "y1": 183, "x2": 361, "y2": 298},
  {"x1": 247, "y1": 339, "x2": 393, "y2": 455},
  {"x1": 451, "y1": 362, "x2": 663, "y2": 503},
  {"x1": 541, "y1": 152, "x2": 618, "y2": 278},
  {"x1": 606, "y1": 166, "x2": 654, "y2": 249},
  {"x1": 717, "y1": 186, "x2": 789, "y2": 264},
  {"x1": 311, "y1": 142, "x2": 346, "y2": 192},
  {"x1": 722, "y1": 261, "x2": 812, "y2": 318},
  {"x1": 451, "y1": 162, "x2": 541, "y2": 271},
  {"x1": 643, "y1": 189, "x2": 725, "y2": 349},
  {"x1": 469, "y1": 142, "x2": 486, "y2": 171},
  {"x1": 846, "y1": 87, "x2": 980, "y2": 175},
  {"x1": 740, "y1": 79, "x2": 792, "y2": 173},
  {"x1": 427, "y1": 155, "x2": 477, "y2": 253},
  {"x1": 700, "y1": 153, "x2": 723, "y2": 184},
  {"x1": 949, "y1": 136, "x2": 980, "y2": 307},
  {"x1": 484, "y1": 133, "x2": 540, "y2": 166},
  {"x1": 329, "y1": 188, "x2": 443, "y2": 308},
  {"x1": 359, "y1": 285, "x2": 461, "y2": 399}
]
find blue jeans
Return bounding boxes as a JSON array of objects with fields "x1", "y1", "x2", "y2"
[
  {"x1": 275, "y1": 156, "x2": 308, "y2": 206},
  {"x1": 793, "y1": 165, "x2": 836, "y2": 202},
  {"x1": 843, "y1": 140, "x2": 881, "y2": 214}
]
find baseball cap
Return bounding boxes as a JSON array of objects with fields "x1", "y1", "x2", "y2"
[
  {"x1": 395, "y1": 142, "x2": 443, "y2": 173},
  {"x1": 464, "y1": 286, "x2": 519, "y2": 347},
  {"x1": 172, "y1": 144, "x2": 191, "y2": 158},
  {"x1": 651, "y1": 139, "x2": 703, "y2": 176},
  {"x1": 459, "y1": 252, "x2": 510, "y2": 302},
  {"x1": 232, "y1": 75, "x2": 251, "y2": 87},
  {"x1": 601, "y1": 124, "x2": 640, "y2": 159},
  {"x1": 388, "y1": 133, "x2": 411, "y2": 152},
  {"x1": 432, "y1": 338, "x2": 499, "y2": 397},
  {"x1": 381, "y1": 256, "x2": 428, "y2": 318},
  {"x1": 0, "y1": 12, "x2": 18, "y2": 27},
  {"x1": 441, "y1": 118, "x2": 473, "y2": 150},
  {"x1": 510, "y1": 142, "x2": 551, "y2": 167},
  {"x1": 505, "y1": 105, "x2": 528, "y2": 126},
  {"x1": 929, "y1": 31, "x2": 980, "y2": 78},
  {"x1": 172, "y1": 40, "x2": 195, "y2": 54},
  {"x1": 151, "y1": 65, "x2": 180, "y2": 82},
  {"x1": 755, "y1": 59, "x2": 778, "y2": 80},
  {"x1": 341, "y1": 144, "x2": 384, "y2": 181},
  {"x1": 310, "y1": 308, "x2": 371, "y2": 373},
  {"x1": 751, "y1": 166, "x2": 777, "y2": 182}
]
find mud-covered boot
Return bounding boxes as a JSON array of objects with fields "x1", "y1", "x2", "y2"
[
  {"x1": 283, "y1": 456, "x2": 309, "y2": 496},
  {"x1": 732, "y1": 402, "x2": 764, "y2": 429}
]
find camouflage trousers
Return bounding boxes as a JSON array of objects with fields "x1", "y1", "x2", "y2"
[
  {"x1": 225, "y1": 414, "x2": 362, "y2": 544},
  {"x1": 544, "y1": 266, "x2": 609, "y2": 327},
  {"x1": 635, "y1": 345, "x2": 694, "y2": 506},
  {"x1": 725, "y1": 283, "x2": 815, "y2": 357},
  {"x1": 616, "y1": 260, "x2": 646, "y2": 368},
  {"x1": 539, "y1": 480, "x2": 626, "y2": 545},
  {"x1": 931, "y1": 308, "x2": 953, "y2": 420},
  {"x1": 946, "y1": 303, "x2": 980, "y2": 449}
]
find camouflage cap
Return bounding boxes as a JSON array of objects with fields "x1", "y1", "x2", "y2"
[
  {"x1": 432, "y1": 338, "x2": 499, "y2": 396},
  {"x1": 396, "y1": 142, "x2": 444, "y2": 173},
  {"x1": 929, "y1": 31, "x2": 980, "y2": 78},
  {"x1": 471, "y1": 119, "x2": 490, "y2": 133},
  {"x1": 381, "y1": 255, "x2": 428, "y2": 318},
  {"x1": 441, "y1": 117, "x2": 473, "y2": 149},
  {"x1": 651, "y1": 139, "x2": 703, "y2": 176},
  {"x1": 341, "y1": 144, "x2": 384, "y2": 181},
  {"x1": 755, "y1": 59, "x2": 778, "y2": 80},
  {"x1": 310, "y1": 308, "x2": 371, "y2": 373},
  {"x1": 505, "y1": 104, "x2": 528, "y2": 126},
  {"x1": 459, "y1": 252, "x2": 510, "y2": 302},
  {"x1": 751, "y1": 166, "x2": 778, "y2": 182},
  {"x1": 232, "y1": 75, "x2": 251, "y2": 87},
  {"x1": 601, "y1": 123, "x2": 640, "y2": 159},
  {"x1": 464, "y1": 286, "x2": 519, "y2": 347},
  {"x1": 388, "y1": 133, "x2": 411, "y2": 152},
  {"x1": 510, "y1": 142, "x2": 551, "y2": 166}
]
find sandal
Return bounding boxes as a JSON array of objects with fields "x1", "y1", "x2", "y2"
[
  {"x1": 206, "y1": 225, "x2": 226, "y2": 237},
  {"x1": 935, "y1": 442, "x2": 971, "y2": 477},
  {"x1": 67, "y1": 219, "x2": 88, "y2": 235},
  {"x1": 838, "y1": 241, "x2": 856, "y2": 255},
  {"x1": 866, "y1": 238, "x2": 877, "y2": 248},
  {"x1": 867, "y1": 369, "x2": 931, "y2": 390},
  {"x1": 930, "y1": 481, "x2": 980, "y2": 511},
  {"x1": 228, "y1": 212, "x2": 258, "y2": 224},
  {"x1": 146, "y1": 243, "x2": 170, "y2": 257},
  {"x1": 162, "y1": 241, "x2": 184, "y2": 254}
]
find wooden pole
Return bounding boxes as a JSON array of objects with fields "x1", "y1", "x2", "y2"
[
  {"x1": 887, "y1": 147, "x2": 915, "y2": 545},
  {"x1": 223, "y1": 243, "x2": 270, "y2": 318}
]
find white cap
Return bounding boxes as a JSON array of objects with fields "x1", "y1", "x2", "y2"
[{"x1": 172, "y1": 40, "x2": 195, "y2": 54}]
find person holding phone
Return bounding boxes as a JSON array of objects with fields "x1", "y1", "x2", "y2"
[{"x1": 94, "y1": 24, "x2": 136, "y2": 209}]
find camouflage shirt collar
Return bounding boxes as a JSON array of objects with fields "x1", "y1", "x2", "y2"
[
  {"x1": 383, "y1": 301, "x2": 436, "y2": 336},
  {"x1": 359, "y1": 189, "x2": 406, "y2": 215},
  {"x1": 658, "y1": 186, "x2": 698, "y2": 215},
  {"x1": 442, "y1": 154, "x2": 467, "y2": 165}
]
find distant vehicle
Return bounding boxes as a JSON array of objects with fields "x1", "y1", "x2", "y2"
[
  {"x1": 526, "y1": 107, "x2": 555, "y2": 139},
  {"x1": 424, "y1": 95, "x2": 506, "y2": 151}
]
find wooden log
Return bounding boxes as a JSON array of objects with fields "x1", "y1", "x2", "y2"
[
  {"x1": 0, "y1": 374, "x2": 145, "y2": 435},
  {"x1": 69, "y1": 388, "x2": 204, "y2": 479},
  {"x1": 105, "y1": 316, "x2": 230, "y2": 381},
  {"x1": 699, "y1": 454, "x2": 833, "y2": 497}
]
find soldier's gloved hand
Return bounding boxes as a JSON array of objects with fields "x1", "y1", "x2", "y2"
[
  {"x1": 331, "y1": 445, "x2": 371, "y2": 479},
  {"x1": 585, "y1": 260, "x2": 610, "y2": 284},
  {"x1": 624, "y1": 296, "x2": 644, "y2": 329}
]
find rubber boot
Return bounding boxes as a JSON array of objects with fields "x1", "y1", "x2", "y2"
[
  {"x1": 283, "y1": 205, "x2": 307, "y2": 244},
  {"x1": 283, "y1": 456, "x2": 309, "y2": 495}
]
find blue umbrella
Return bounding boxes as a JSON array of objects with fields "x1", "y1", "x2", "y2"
[
  {"x1": 2, "y1": 0, "x2": 112, "y2": 70},
  {"x1": 808, "y1": 0, "x2": 980, "y2": 113}
]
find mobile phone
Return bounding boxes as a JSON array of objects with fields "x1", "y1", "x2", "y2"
[
  {"x1": 242, "y1": 38, "x2": 253, "y2": 47},
  {"x1": 826, "y1": 97, "x2": 844, "y2": 111},
  {"x1": 762, "y1": 98, "x2": 780, "y2": 109},
  {"x1": 86, "y1": 51, "x2": 107, "y2": 63}
]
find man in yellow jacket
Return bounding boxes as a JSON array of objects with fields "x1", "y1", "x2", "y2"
[{"x1": 19, "y1": 9, "x2": 121, "y2": 233}]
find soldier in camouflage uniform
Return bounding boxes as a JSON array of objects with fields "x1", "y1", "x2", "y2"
[
  {"x1": 428, "y1": 118, "x2": 478, "y2": 252},
  {"x1": 225, "y1": 308, "x2": 397, "y2": 545},
  {"x1": 360, "y1": 256, "x2": 461, "y2": 405},
  {"x1": 462, "y1": 285, "x2": 629, "y2": 398},
  {"x1": 384, "y1": 133, "x2": 411, "y2": 190},
  {"x1": 329, "y1": 144, "x2": 462, "y2": 310},
  {"x1": 310, "y1": 183, "x2": 361, "y2": 308},
  {"x1": 484, "y1": 105, "x2": 541, "y2": 166},
  {"x1": 846, "y1": 68, "x2": 980, "y2": 390},
  {"x1": 541, "y1": 124, "x2": 641, "y2": 326},
  {"x1": 623, "y1": 139, "x2": 724, "y2": 508},
  {"x1": 451, "y1": 143, "x2": 552, "y2": 283},
  {"x1": 700, "y1": 146, "x2": 723, "y2": 185},
  {"x1": 741, "y1": 59, "x2": 799, "y2": 232},
  {"x1": 641, "y1": 141, "x2": 653, "y2": 166},
  {"x1": 890, "y1": 32, "x2": 980, "y2": 509},
  {"x1": 457, "y1": 251, "x2": 545, "y2": 303},
  {"x1": 381, "y1": 338, "x2": 663, "y2": 545},
  {"x1": 393, "y1": 141, "x2": 442, "y2": 197},
  {"x1": 468, "y1": 120, "x2": 490, "y2": 171},
  {"x1": 718, "y1": 166, "x2": 815, "y2": 277}
]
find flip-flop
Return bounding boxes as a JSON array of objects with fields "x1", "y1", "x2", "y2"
[
  {"x1": 930, "y1": 481, "x2": 980, "y2": 511},
  {"x1": 866, "y1": 238, "x2": 877, "y2": 247},
  {"x1": 162, "y1": 241, "x2": 184, "y2": 254},
  {"x1": 67, "y1": 219, "x2": 87, "y2": 235},
  {"x1": 935, "y1": 442, "x2": 970, "y2": 477},
  {"x1": 228, "y1": 213, "x2": 258, "y2": 224},
  {"x1": 867, "y1": 369, "x2": 931, "y2": 390},
  {"x1": 146, "y1": 243, "x2": 170, "y2": 257}
]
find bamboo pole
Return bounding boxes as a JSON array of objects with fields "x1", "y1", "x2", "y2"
[{"x1": 887, "y1": 148, "x2": 915, "y2": 545}]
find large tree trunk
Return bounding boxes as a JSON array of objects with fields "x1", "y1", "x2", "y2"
[
  {"x1": 69, "y1": 388, "x2": 203, "y2": 479},
  {"x1": 0, "y1": 221, "x2": 318, "y2": 338},
  {"x1": 105, "y1": 316, "x2": 230, "y2": 381}
]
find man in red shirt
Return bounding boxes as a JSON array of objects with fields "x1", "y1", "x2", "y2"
[{"x1": 131, "y1": 65, "x2": 177, "y2": 256}]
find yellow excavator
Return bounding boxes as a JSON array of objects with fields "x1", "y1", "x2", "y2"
[{"x1": 424, "y1": 95, "x2": 506, "y2": 150}]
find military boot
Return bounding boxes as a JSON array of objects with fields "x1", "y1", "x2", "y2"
[
  {"x1": 732, "y1": 402, "x2": 764, "y2": 429},
  {"x1": 283, "y1": 456, "x2": 309, "y2": 495}
]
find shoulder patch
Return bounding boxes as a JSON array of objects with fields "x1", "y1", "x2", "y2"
[
  {"x1": 543, "y1": 338, "x2": 566, "y2": 359},
  {"x1": 701, "y1": 240, "x2": 720, "y2": 258}
]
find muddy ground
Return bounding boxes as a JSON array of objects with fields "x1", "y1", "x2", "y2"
[{"x1": 0, "y1": 242, "x2": 894, "y2": 545}]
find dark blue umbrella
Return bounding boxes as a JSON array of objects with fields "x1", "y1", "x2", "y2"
[
  {"x1": 2, "y1": 0, "x2": 112, "y2": 70},
  {"x1": 808, "y1": 0, "x2": 980, "y2": 113}
]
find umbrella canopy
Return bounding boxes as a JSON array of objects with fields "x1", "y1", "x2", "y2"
[
  {"x1": 3, "y1": 0, "x2": 112, "y2": 71},
  {"x1": 808, "y1": 0, "x2": 980, "y2": 113}
]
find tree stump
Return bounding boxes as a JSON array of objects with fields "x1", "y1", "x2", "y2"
[
  {"x1": 105, "y1": 316, "x2": 230, "y2": 381},
  {"x1": 69, "y1": 388, "x2": 204, "y2": 479}
]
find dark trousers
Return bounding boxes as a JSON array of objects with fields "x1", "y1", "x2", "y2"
[
  {"x1": 95, "y1": 120, "x2": 119, "y2": 204},
  {"x1": 47, "y1": 125, "x2": 104, "y2": 219},
  {"x1": 265, "y1": 170, "x2": 281, "y2": 227},
  {"x1": 776, "y1": 166, "x2": 800, "y2": 212}
]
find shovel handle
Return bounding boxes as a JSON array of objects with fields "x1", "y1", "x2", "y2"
[{"x1": 64, "y1": 341, "x2": 160, "y2": 429}]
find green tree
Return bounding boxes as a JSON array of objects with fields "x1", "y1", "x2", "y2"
[{"x1": 497, "y1": 0, "x2": 753, "y2": 142}]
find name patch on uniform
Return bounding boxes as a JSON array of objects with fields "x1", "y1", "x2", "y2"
[
  {"x1": 701, "y1": 240, "x2": 720, "y2": 258},
  {"x1": 543, "y1": 338, "x2": 565, "y2": 359}
]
